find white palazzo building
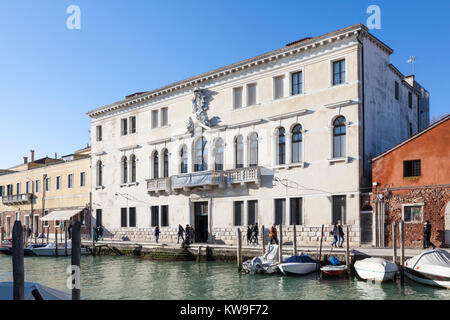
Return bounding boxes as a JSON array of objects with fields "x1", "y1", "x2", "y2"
[{"x1": 87, "y1": 24, "x2": 429, "y2": 246}]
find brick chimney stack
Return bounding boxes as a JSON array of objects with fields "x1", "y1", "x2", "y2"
[
  {"x1": 30, "y1": 150, "x2": 35, "y2": 162},
  {"x1": 23, "y1": 157, "x2": 28, "y2": 164}
]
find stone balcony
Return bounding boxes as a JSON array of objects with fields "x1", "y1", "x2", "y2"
[
  {"x1": 2, "y1": 193, "x2": 32, "y2": 205},
  {"x1": 171, "y1": 171, "x2": 226, "y2": 191},
  {"x1": 226, "y1": 166, "x2": 261, "y2": 186},
  {"x1": 146, "y1": 177, "x2": 171, "y2": 194}
]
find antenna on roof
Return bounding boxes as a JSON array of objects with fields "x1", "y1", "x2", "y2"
[{"x1": 407, "y1": 56, "x2": 416, "y2": 74}]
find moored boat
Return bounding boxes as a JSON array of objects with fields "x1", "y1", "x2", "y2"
[
  {"x1": 278, "y1": 255, "x2": 318, "y2": 275},
  {"x1": 320, "y1": 264, "x2": 347, "y2": 276},
  {"x1": 354, "y1": 257, "x2": 398, "y2": 282},
  {"x1": 242, "y1": 244, "x2": 280, "y2": 274},
  {"x1": 0, "y1": 282, "x2": 71, "y2": 300},
  {"x1": 404, "y1": 249, "x2": 450, "y2": 289},
  {"x1": 32, "y1": 241, "x2": 87, "y2": 256}
]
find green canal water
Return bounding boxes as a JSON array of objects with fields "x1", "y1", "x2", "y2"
[{"x1": 0, "y1": 255, "x2": 449, "y2": 300}]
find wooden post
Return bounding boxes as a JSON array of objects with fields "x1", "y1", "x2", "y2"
[
  {"x1": 197, "y1": 246, "x2": 201, "y2": 262},
  {"x1": 400, "y1": 220, "x2": 405, "y2": 284},
  {"x1": 279, "y1": 224, "x2": 283, "y2": 264},
  {"x1": 346, "y1": 225, "x2": 350, "y2": 274},
  {"x1": 23, "y1": 226, "x2": 26, "y2": 246},
  {"x1": 318, "y1": 224, "x2": 324, "y2": 262},
  {"x1": 261, "y1": 225, "x2": 265, "y2": 256},
  {"x1": 55, "y1": 227, "x2": 58, "y2": 256},
  {"x1": 293, "y1": 224, "x2": 297, "y2": 256},
  {"x1": 236, "y1": 228, "x2": 242, "y2": 271},
  {"x1": 46, "y1": 227, "x2": 49, "y2": 244},
  {"x1": 1, "y1": 227, "x2": 4, "y2": 242},
  {"x1": 71, "y1": 221, "x2": 81, "y2": 300},
  {"x1": 12, "y1": 221, "x2": 24, "y2": 300},
  {"x1": 92, "y1": 223, "x2": 96, "y2": 257},
  {"x1": 65, "y1": 226, "x2": 68, "y2": 256},
  {"x1": 392, "y1": 222, "x2": 397, "y2": 264}
]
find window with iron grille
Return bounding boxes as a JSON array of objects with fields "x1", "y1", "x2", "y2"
[{"x1": 403, "y1": 160, "x2": 421, "y2": 177}]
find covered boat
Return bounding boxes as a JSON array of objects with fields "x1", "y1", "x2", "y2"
[
  {"x1": 320, "y1": 257, "x2": 347, "y2": 276},
  {"x1": 242, "y1": 245, "x2": 280, "y2": 274},
  {"x1": 0, "y1": 243, "x2": 47, "y2": 256},
  {"x1": 32, "y1": 241, "x2": 87, "y2": 256},
  {"x1": 404, "y1": 249, "x2": 450, "y2": 289},
  {"x1": 354, "y1": 257, "x2": 398, "y2": 282},
  {"x1": 278, "y1": 255, "x2": 318, "y2": 275},
  {"x1": 0, "y1": 282, "x2": 71, "y2": 300}
]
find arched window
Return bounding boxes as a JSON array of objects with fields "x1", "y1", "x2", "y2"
[
  {"x1": 194, "y1": 137, "x2": 207, "y2": 172},
  {"x1": 153, "y1": 151, "x2": 159, "y2": 179},
  {"x1": 277, "y1": 127, "x2": 286, "y2": 165},
  {"x1": 214, "y1": 138, "x2": 224, "y2": 171},
  {"x1": 163, "y1": 149, "x2": 169, "y2": 178},
  {"x1": 96, "y1": 160, "x2": 103, "y2": 186},
  {"x1": 180, "y1": 145, "x2": 188, "y2": 174},
  {"x1": 130, "y1": 155, "x2": 136, "y2": 182},
  {"x1": 235, "y1": 135, "x2": 244, "y2": 168},
  {"x1": 291, "y1": 124, "x2": 303, "y2": 163},
  {"x1": 121, "y1": 156, "x2": 128, "y2": 184},
  {"x1": 249, "y1": 133, "x2": 258, "y2": 167},
  {"x1": 333, "y1": 116, "x2": 346, "y2": 158}
]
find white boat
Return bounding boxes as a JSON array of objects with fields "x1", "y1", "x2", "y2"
[
  {"x1": 278, "y1": 255, "x2": 318, "y2": 275},
  {"x1": 0, "y1": 282, "x2": 71, "y2": 300},
  {"x1": 404, "y1": 249, "x2": 450, "y2": 289},
  {"x1": 32, "y1": 241, "x2": 87, "y2": 256},
  {"x1": 242, "y1": 245, "x2": 280, "y2": 274},
  {"x1": 354, "y1": 257, "x2": 398, "y2": 282}
]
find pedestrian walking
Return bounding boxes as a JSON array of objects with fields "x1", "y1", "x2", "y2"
[
  {"x1": 154, "y1": 225, "x2": 160, "y2": 243},
  {"x1": 331, "y1": 223, "x2": 338, "y2": 247},
  {"x1": 177, "y1": 224, "x2": 185, "y2": 244},
  {"x1": 247, "y1": 224, "x2": 253, "y2": 245},
  {"x1": 337, "y1": 220, "x2": 345, "y2": 248},
  {"x1": 68, "y1": 223, "x2": 73, "y2": 240},
  {"x1": 97, "y1": 225, "x2": 104, "y2": 241},
  {"x1": 269, "y1": 224, "x2": 279, "y2": 245},
  {"x1": 252, "y1": 223, "x2": 259, "y2": 245},
  {"x1": 423, "y1": 220, "x2": 436, "y2": 249}
]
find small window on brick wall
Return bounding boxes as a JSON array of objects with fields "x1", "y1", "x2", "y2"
[
  {"x1": 403, "y1": 160, "x2": 421, "y2": 178},
  {"x1": 403, "y1": 205, "x2": 423, "y2": 223}
]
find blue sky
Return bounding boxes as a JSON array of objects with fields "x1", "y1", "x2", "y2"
[{"x1": 0, "y1": 0, "x2": 449, "y2": 168}]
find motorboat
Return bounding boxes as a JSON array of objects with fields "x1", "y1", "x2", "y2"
[
  {"x1": 242, "y1": 245, "x2": 280, "y2": 274},
  {"x1": 0, "y1": 282, "x2": 71, "y2": 300},
  {"x1": 320, "y1": 257, "x2": 347, "y2": 276},
  {"x1": 354, "y1": 257, "x2": 398, "y2": 282},
  {"x1": 404, "y1": 249, "x2": 450, "y2": 289},
  {"x1": 0, "y1": 243, "x2": 47, "y2": 256},
  {"x1": 278, "y1": 255, "x2": 318, "y2": 275},
  {"x1": 32, "y1": 241, "x2": 87, "y2": 256}
]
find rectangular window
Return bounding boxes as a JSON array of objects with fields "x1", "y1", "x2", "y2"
[
  {"x1": 15, "y1": 212, "x2": 20, "y2": 221},
  {"x1": 248, "y1": 200, "x2": 258, "y2": 225},
  {"x1": 96, "y1": 209, "x2": 102, "y2": 227},
  {"x1": 234, "y1": 201, "x2": 243, "y2": 226},
  {"x1": 395, "y1": 81, "x2": 399, "y2": 100},
  {"x1": 333, "y1": 60, "x2": 345, "y2": 85},
  {"x1": 56, "y1": 176, "x2": 61, "y2": 190},
  {"x1": 403, "y1": 160, "x2": 421, "y2": 178},
  {"x1": 275, "y1": 199, "x2": 286, "y2": 225},
  {"x1": 80, "y1": 172, "x2": 86, "y2": 187},
  {"x1": 152, "y1": 110, "x2": 159, "y2": 128},
  {"x1": 151, "y1": 206, "x2": 159, "y2": 227},
  {"x1": 0, "y1": 185, "x2": 4, "y2": 197},
  {"x1": 68, "y1": 174, "x2": 73, "y2": 189},
  {"x1": 161, "y1": 107, "x2": 168, "y2": 127},
  {"x1": 274, "y1": 76, "x2": 284, "y2": 100},
  {"x1": 332, "y1": 195, "x2": 346, "y2": 224},
  {"x1": 16, "y1": 183, "x2": 21, "y2": 195},
  {"x1": 247, "y1": 83, "x2": 257, "y2": 106},
  {"x1": 26, "y1": 181, "x2": 30, "y2": 194},
  {"x1": 290, "y1": 198, "x2": 303, "y2": 225},
  {"x1": 96, "y1": 125, "x2": 102, "y2": 141},
  {"x1": 408, "y1": 92, "x2": 412, "y2": 109},
  {"x1": 291, "y1": 71, "x2": 303, "y2": 95},
  {"x1": 404, "y1": 205, "x2": 423, "y2": 223},
  {"x1": 121, "y1": 208, "x2": 127, "y2": 227},
  {"x1": 43, "y1": 210, "x2": 49, "y2": 227},
  {"x1": 233, "y1": 87, "x2": 243, "y2": 109},
  {"x1": 129, "y1": 207, "x2": 136, "y2": 227},
  {"x1": 7, "y1": 184, "x2": 13, "y2": 196},
  {"x1": 44, "y1": 178, "x2": 50, "y2": 192},
  {"x1": 121, "y1": 118, "x2": 128, "y2": 135},
  {"x1": 130, "y1": 116, "x2": 136, "y2": 134},
  {"x1": 35, "y1": 180, "x2": 40, "y2": 193},
  {"x1": 161, "y1": 205, "x2": 169, "y2": 227}
]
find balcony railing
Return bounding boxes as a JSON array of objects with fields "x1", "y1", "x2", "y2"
[
  {"x1": 2, "y1": 193, "x2": 32, "y2": 205},
  {"x1": 171, "y1": 171, "x2": 226, "y2": 190},
  {"x1": 226, "y1": 166, "x2": 261, "y2": 186},
  {"x1": 146, "y1": 177, "x2": 171, "y2": 193}
]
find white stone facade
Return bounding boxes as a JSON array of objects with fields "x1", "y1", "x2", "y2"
[{"x1": 87, "y1": 24, "x2": 428, "y2": 247}]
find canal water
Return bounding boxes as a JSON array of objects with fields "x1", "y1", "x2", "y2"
[{"x1": 0, "y1": 255, "x2": 449, "y2": 300}]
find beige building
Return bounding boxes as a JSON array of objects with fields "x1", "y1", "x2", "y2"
[
  {"x1": 0, "y1": 147, "x2": 91, "y2": 240},
  {"x1": 87, "y1": 24, "x2": 429, "y2": 247}
]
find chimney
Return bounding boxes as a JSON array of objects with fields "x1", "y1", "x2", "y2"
[
  {"x1": 23, "y1": 157, "x2": 28, "y2": 164},
  {"x1": 55, "y1": 152, "x2": 57, "y2": 159},
  {"x1": 30, "y1": 150, "x2": 35, "y2": 162}
]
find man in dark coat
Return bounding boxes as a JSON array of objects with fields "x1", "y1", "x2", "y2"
[
  {"x1": 423, "y1": 221, "x2": 436, "y2": 249},
  {"x1": 177, "y1": 224, "x2": 185, "y2": 244},
  {"x1": 252, "y1": 223, "x2": 259, "y2": 245},
  {"x1": 247, "y1": 224, "x2": 253, "y2": 245},
  {"x1": 154, "y1": 225, "x2": 160, "y2": 243}
]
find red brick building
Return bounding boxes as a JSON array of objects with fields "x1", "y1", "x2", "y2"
[{"x1": 371, "y1": 115, "x2": 450, "y2": 248}]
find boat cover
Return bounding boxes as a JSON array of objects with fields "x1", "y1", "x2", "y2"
[
  {"x1": 329, "y1": 256, "x2": 341, "y2": 266},
  {"x1": 242, "y1": 245, "x2": 280, "y2": 274},
  {"x1": 283, "y1": 255, "x2": 315, "y2": 263},
  {"x1": 0, "y1": 282, "x2": 71, "y2": 300},
  {"x1": 354, "y1": 258, "x2": 398, "y2": 273},
  {"x1": 405, "y1": 249, "x2": 450, "y2": 277}
]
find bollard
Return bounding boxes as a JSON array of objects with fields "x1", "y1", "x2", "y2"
[{"x1": 12, "y1": 221, "x2": 24, "y2": 300}]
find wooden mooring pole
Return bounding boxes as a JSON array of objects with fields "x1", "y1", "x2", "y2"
[
  {"x1": 236, "y1": 228, "x2": 242, "y2": 271},
  {"x1": 346, "y1": 225, "x2": 350, "y2": 274},
  {"x1": 392, "y1": 222, "x2": 397, "y2": 264},
  {"x1": 400, "y1": 220, "x2": 405, "y2": 284},
  {"x1": 293, "y1": 224, "x2": 297, "y2": 256},
  {"x1": 55, "y1": 228, "x2": 58, "y2": 256},
  {"x1": 279, "y1": 224, "x2": 283, "y2": 264},
  {"x1": 318, "y1": 224, "x2": 324, "y2": 262},
  {"x1": 261, "y1": 225, "x2": 265, "y2": 256},
  {"x1": 197, "y1": 246, "x2": 202, "y2": 262},
  {"x1": 72, "y1": 221, "x2": 81, "y2": 300},
  {"x1": 65, "y1": 226, "x2": 68, "y2": 256},
  {"x1": 46, "y1": 227, "x2": 49, "y2": 245},
  {"x1": 12, "y1": 221, "x2": 24, "y2": 300}
]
